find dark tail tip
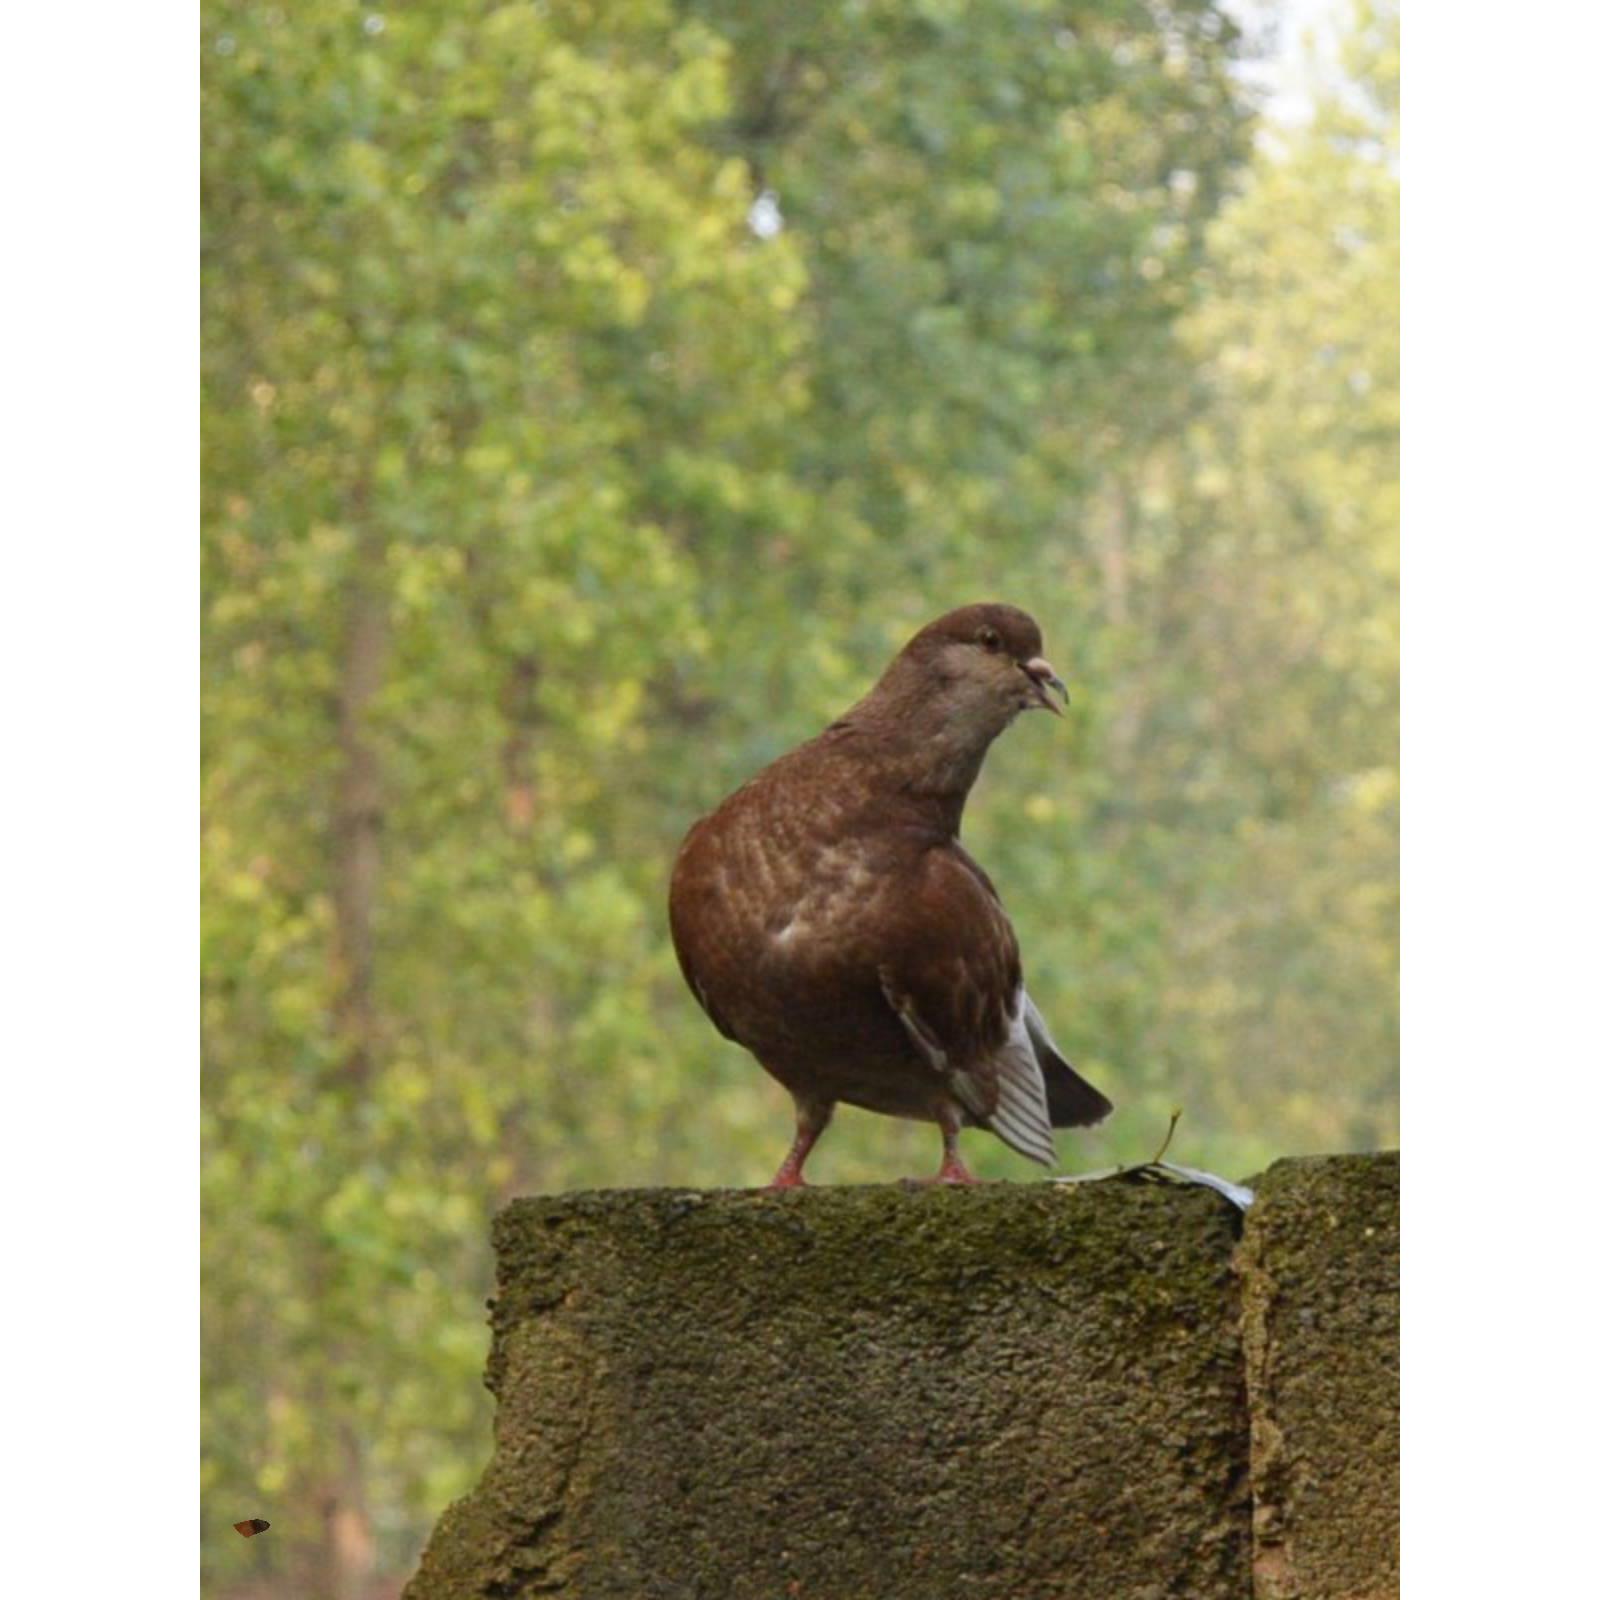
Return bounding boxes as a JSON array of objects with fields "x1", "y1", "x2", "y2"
[{"x1": 1044, "y1": 1061, "x2": 1114, "y2": 1129}]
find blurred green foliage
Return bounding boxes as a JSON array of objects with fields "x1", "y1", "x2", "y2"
[{"x1": 201, "y1": 1, "x2": 1396, "y2": 1594}]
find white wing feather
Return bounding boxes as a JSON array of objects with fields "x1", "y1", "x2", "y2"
[
  {"x1": 982, "y1": 990, "x2": 1056, "y2": 1167},
  {"x1": 881, "y1": 977, "x2": 1057, "y2": 1168}
]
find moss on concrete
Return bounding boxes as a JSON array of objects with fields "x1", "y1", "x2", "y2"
[
  {"x1": 1237, "y1": 1154, "x2": 1399, "y2": 1600},
  {"x1": 406, "y1": 1159, "x2": 1400, "y2": 1600},
  {"x1": 407, "y1": 1180, "x2": 1252, "y2": 1600}
]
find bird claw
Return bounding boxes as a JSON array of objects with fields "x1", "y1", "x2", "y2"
[{"x1": 901, "y1": 1158, "x2": 980, "y2": 1187}]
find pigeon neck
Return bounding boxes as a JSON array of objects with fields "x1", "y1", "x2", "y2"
[
  {"x1": 896, "y1": 723, "x2": 992, "y2": 811},
  {"x1": 844, "y1": 690, "x2": 1001, "y2": 836}
]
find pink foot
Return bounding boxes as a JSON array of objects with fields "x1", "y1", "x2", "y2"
[
  {"x1": 766, "y1": 1099, "x2": 832, "y2": 1190},
  {"x1": 903, "y1": 1156, "x2": 981, "y2": 1186},
  {"x1": 926, "y1": 1113, "x2": 980, "y2": 1184}
]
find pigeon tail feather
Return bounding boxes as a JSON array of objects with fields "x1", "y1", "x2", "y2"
[
  {"x1": 1023, "y1": 992, "x2": 1114, "y2": 1128},
  {"x1": 982, "y1": 1031, "x2": 1057, "y2": 1167}
]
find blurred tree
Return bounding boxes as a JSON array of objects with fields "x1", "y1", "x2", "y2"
[
  {"x1": 1077, "y1": 0, "x2": 1400, "y2": 1167},
  {"x1": 673, "y1": 0, "x2": 1252, "y2": 696},
  {"x1": 202, "y1": 2, "x2": 810, "y2": 1594}
]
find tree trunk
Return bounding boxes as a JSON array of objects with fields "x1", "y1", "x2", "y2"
[
  {"x1": 324, "y1": 1423, "x2": 378, "y2": 1600},
  {"x1": 500, "y1": 653, "x2": 540, "y2": 835},
  {"x1": 331, "y1": 527, "x2": 388, "y2": 1087},
  {"x1": 308, "y1": 524, "x2": 388, "y2": 1599}
]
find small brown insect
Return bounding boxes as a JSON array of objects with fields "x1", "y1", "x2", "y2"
[{"x1": 233, "y1": 1519, "x2": 270, "y2": 1538}]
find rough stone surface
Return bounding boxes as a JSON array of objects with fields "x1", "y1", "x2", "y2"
[
  {"x1": 405, "y1": 1156, "x2": 1399, "y2": 1600},
  {"x1": 1237, "y1": 1154, "x2": 1399, "y2": 1600},
  {"x1": 406, "y1": 1180, "x2": 1252, "y2": 1600}
]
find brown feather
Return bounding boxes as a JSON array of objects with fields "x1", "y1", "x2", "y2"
[{"x1": 668, "y1": 603, "x2": 1111, "y2": 1177}]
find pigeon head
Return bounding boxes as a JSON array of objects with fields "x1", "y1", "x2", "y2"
[
  {"x1": 892, "y1": 603, "x2": 1068, "y2": 733},
  {"x1": 839, "y1": 604, "x2": 1069, "y2": 809}
]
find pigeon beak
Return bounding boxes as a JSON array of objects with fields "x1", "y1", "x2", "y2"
[{"x1": 1023, "y1": 656, "x2": 1069, "y2": 715}]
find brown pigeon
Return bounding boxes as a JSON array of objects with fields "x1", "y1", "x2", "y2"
[{"x1": 668, "y1": 603, "x2": 1112, "y2": 1186}]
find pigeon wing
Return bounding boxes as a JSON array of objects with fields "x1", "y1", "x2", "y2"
[{"x1": 878, "y1": 846, "x2": 1057, "y2": 1167}]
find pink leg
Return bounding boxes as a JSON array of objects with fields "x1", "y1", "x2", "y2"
[
  {"x1": 767, "y1": 1097, "x2": 834, "y2": 1190},
  {"x1": 930, "y1": 1107, "x2": 979, "y2": 1185}
]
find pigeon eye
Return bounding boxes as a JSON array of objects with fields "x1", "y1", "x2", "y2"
[{"x1": 977, "y1": 626, "x2": 1002, "y2": 653}]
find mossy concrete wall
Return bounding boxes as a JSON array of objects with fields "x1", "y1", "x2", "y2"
[
  {"x1": 1239, "y1": 1154, "x2": 1399, "y2": 1600},
  {"x1": 406, "y1": 1153, "x2": 1397, "y2": 1600}
]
